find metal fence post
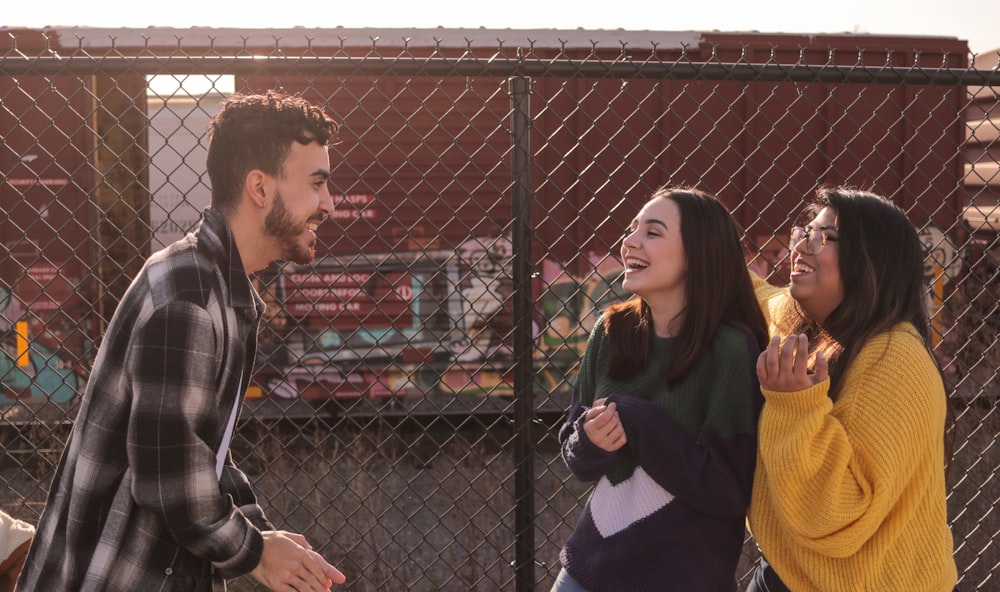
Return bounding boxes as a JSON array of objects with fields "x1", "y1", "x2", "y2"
[{"x1": 509, "y1": 73, "x2": 536, "y2": 592}]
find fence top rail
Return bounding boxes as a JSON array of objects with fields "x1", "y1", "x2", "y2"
[
  {"x1": 0, "y1": 26, "x2": 973, "y2": 52},
  {"x1": 2, "y1": 25, "x2": 993, "y2": 85},
  {"x1": 2, "y1": 54, "x2": 998, "y2": 86}
]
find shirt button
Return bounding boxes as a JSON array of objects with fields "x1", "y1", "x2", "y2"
[{"x1": 165, "y1": 568, "x2": 173, "y2": 575}]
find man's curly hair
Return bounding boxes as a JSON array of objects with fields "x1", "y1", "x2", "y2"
[{"x1": 206, "y1": 90, "x2": 339, "y2": 214}]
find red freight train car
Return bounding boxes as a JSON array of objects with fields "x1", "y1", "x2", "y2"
[
  {"x1": 1, "y1": 75, "x2": 96, "y2": 403},
  {"x1": 0, "y1": 27, "x2": 969, "y2": 407}
]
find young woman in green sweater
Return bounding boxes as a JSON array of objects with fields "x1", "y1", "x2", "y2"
[
  {"x1": 747, "y1": 187, "x2": 957, "y2": 591},
  {"x1": 554, "y1": 187, "x2": 769, "y2": 591}
]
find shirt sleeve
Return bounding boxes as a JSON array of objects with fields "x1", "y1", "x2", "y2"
[
  {"x1": 756, "y1": 329, "x2": 946, "y2": 557},
  {"x1": 127, "y1": 301, "x2": 264, "y2": 577},
  {"x1": 220, "y1": 456, "x2": 275, "y2": 532}
]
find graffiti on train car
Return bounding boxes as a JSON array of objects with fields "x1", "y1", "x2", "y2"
[
  {"x1": 1, "y1": 282, "x2": 86, "y2": 404},
  {"x1": 2, "y1": 226, "x2": 968, "y2": 405}
]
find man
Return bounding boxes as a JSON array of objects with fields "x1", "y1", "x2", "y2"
[
  {"x1": 0, "y1": 510, "x2": 33, "y2": 592},
  {"x1": 16, "y1": 91, "x2": 346, "y2": 592}
]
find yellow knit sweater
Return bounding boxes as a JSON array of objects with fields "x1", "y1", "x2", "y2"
[{"x1": 748, "y1": 275, "x2": 957, "y2": 591}]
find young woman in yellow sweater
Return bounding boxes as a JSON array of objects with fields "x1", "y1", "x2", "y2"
[{"x1": 747, "y1": 187, "x2": 957, "y2": 592}]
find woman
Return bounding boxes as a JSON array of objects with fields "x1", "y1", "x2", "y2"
[
  {"x1": 748, "y1": 187, "x2": 957, "y2": 591},
  {"x1": 553, "y1": 187, "x2": 769, "y2": 591}
]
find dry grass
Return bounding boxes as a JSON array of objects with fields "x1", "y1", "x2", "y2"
[
  {"x1": 225, "y1": 420, "x2": 763, "y2": 591},
  {"x1": 948, "y1": 400, "x2": 1000, "y2": 591},
  {"x1": 3, "y1": 402, "x2": 998, "y2": 590},
  {"x1": 222, "y1": 412, "x2": 999, "y2": 592}
]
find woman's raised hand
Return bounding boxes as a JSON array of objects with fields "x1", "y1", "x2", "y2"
[{"x1": 756, "y1": 334, "x2": 829, "y2": 392}]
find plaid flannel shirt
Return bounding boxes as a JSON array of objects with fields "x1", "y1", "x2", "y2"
[{"x1": 17, "y1": 208, "x2": 272, "y2": 592}]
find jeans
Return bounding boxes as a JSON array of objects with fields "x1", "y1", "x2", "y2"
[
  {"x1": 747, "y1": 557, "x2": 961, "y2": 592},
  {"x1": 746, "y1": 557, "x2": 791, "y2": 592},
  {"x1": 550, "y1": 567, "x2": 589, "y2": 592}
]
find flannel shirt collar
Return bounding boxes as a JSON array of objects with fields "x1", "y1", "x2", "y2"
[{"x1": 199, "y1": 207, "x2": 265, "y2": 318}]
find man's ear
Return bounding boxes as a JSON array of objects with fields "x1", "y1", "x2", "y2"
[{"x1": 245, "y1": 170, "x2": 270, "y2": 209}]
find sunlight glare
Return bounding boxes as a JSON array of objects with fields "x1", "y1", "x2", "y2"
[{"x1": 146, "y1": 74, "x2": 234, "y2": 98}]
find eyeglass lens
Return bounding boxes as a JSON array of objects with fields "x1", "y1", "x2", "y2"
[{"x1": 791, "y1": 227, "x2": 822, "y2": 254}]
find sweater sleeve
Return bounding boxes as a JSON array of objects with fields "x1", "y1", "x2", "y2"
[
  {"x1": 607, "y1": 329, "x2": 761, "y2": 517},
  {"x1": 756, "y1": 327, "x2": 947, "y2": 557},
  {"x1": 558, "y1": 316, "x2": 618, "y2": 482},
  {"x1": 750, "y1": 270, "x2": 787, "y2": 330},
  {"x1": 558, "y1": 389, "x2": 619, "y2": 482}
]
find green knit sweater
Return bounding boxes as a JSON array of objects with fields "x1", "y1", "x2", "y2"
[{"x1": 558, "y1": 315, "x2": 761, "y2": 591}]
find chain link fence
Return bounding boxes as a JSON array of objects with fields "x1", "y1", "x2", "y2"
[{"x1": 1, "y1": 28, "x2": 999, "y2": 590}]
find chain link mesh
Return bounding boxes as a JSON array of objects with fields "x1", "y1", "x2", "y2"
[{"x1": 1, "y1": 29, "x2": 998, "y2": 590}]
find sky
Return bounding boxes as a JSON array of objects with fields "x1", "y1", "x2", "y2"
[{"x1": 3, "y1": 0, "x2": 998, "y2": 56}]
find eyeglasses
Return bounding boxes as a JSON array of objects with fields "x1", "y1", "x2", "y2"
[{"x1": 790, "y1": 225, "x2": 839, "y2": 255}]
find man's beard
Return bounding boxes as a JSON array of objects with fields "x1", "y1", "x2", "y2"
[{"x1": 263, "y1": 191, "x2": 316, "y2": 265}]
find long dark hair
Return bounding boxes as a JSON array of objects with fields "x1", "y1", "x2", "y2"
[
  {"x1": 604, "y1": 187, "x2": 769, "y2": 386},
  {"x1": 781, "y1": 186, "x2": 934, "y2": 392}
]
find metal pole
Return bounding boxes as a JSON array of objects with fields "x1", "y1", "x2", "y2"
[{"x1": 509, "y1": 73, "x2": 536, "y2": 592}]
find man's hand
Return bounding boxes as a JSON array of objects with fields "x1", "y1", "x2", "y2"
[
  {"x1": 250, "y1": 530, "x2": 346, "y2": 591},
  {"x1": 756, "y1": 334, "x2": 829, "y2": 392},
  {"x1": 583, "y1": 399, "x2": 627, "y2": 452}
]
